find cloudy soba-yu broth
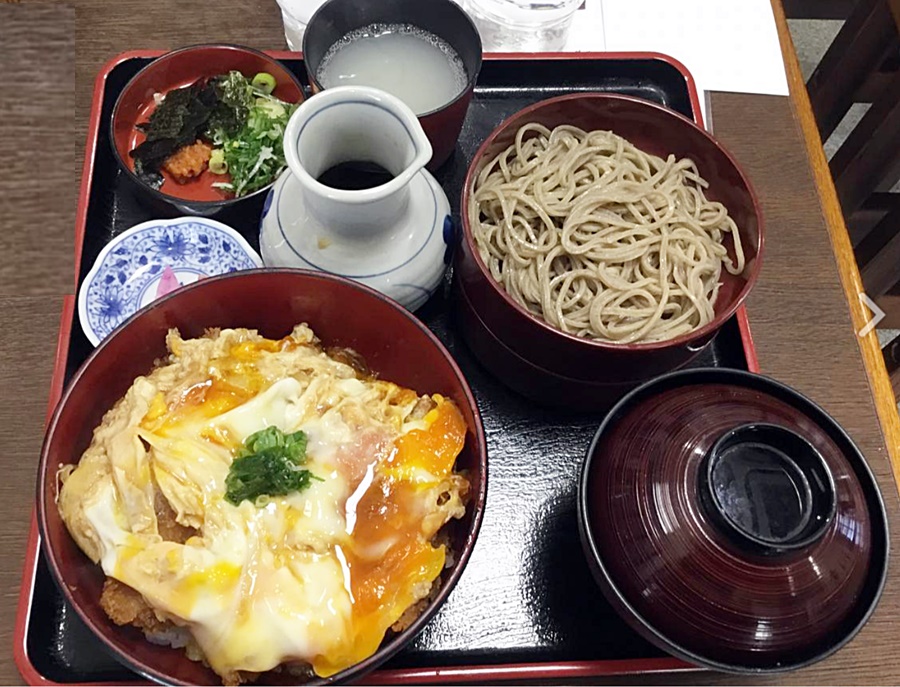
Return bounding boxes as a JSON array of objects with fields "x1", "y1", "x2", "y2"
[{"x1": 316, "y1": 24, "x2": 468, "y2": 115}]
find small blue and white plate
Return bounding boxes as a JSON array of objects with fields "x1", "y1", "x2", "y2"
[{"x1": 78, "y1": 217, "x2": 263, "y2": 346}]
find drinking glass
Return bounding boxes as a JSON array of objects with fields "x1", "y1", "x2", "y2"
[
  {"x1": 273, "y1": 0, "x2": 328, "y2": 50},
  {"x1": 462, "y1": 0, "x2": 582, "y2": 52}
]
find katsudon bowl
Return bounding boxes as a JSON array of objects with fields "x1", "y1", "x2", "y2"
[
  {"x1": 37, "y1": 269, "x2": 487, "y2": 685},
  {"x1": 456, "y1": 93, "x2": 764, "y2": 410}
]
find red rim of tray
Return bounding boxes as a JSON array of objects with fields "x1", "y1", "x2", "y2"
[{"x1": 15, "y1": 49, "x2": 757, "y2": 686}]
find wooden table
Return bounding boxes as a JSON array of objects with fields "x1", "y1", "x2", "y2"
[{"x1": 1, "y1": 0, "x2": 898, "y2": 684}]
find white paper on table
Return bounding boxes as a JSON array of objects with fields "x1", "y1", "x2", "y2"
[
  {"x1": 561, "y1": 0, "x2": 789, "y2": 128},
  {"x1": 564, "y1": 1, "x2": 608, "y2": 54},
  {"x1": 594, "y1": 0, "x2": 788, "y2": 97}
]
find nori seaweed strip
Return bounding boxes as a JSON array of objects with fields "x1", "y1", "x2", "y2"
[{"x1": 129, "y1": 79, "x2": 220, "y2": 180}]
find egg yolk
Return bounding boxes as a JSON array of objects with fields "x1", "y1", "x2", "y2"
[
  {"x1": 122, "y1": 333, "x2": 470, "y2": 679},
  {"x1": 143, "y1": 338, "x2": 296, "y2": 436},
  {"x1": 313, "y1": 399, "x2": 466, "y2": 676},
  {"x1": 394, "y1": 395, "x2": 466, "y2": 478}
]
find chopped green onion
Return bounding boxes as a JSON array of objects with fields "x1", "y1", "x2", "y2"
[
  {"x1": 257, "y1": 100, "x2": 286, "y2": 118},
  {"x1": 251, "y1": 72, "x2": 277, "y2": 95},
  {"x1": 207, "y1": 71, "x2": 296, "y2": 197},
  {"x1": 224, "y1": 427, "x2": 316, "y2": 506},
  {"x1": 209, "y1": 148, "x2": 228, "y2": 175}
]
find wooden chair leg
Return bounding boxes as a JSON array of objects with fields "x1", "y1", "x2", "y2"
[
  {"x1": 851, "y1": 192, "x2": 900, "y2": 246},
  {"x1": 874, "y1": 293, "x2": 900, "y2": 328},
  {"x1": 857, "y1": 200, "x2": 900, "y2": 297},
  {"x1": 883, "y1": 331, "x2": 900, "y2": 401},
  {"x1": 855, "y1": 51, "x2": 900, "y2": 103},
  {"x1": 829, "y1": 70, "x2": 900, "y2": 216},
  {"x1": 807, "y1": 0, "x2": 898, "y2": 140},
  {"x1": 783, "y1": 0, "x2": 858, "y2": 18}
]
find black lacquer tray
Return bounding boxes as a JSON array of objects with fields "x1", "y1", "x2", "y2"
[{"x1": 15, "y1": 51, "x2": 756, "y2": 685}]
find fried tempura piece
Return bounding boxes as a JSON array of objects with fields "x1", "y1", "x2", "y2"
[{"x1": 163, "y1": 140, "x2": 213, "y2": 183}]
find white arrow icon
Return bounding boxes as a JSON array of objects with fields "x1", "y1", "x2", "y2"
[{"x1": 858, "y1": 292, "x2": 886, "y2": 337}]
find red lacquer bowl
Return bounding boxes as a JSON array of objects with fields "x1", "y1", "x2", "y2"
[
  {"x1": 110, "y1": 44, "x2": 305, "y2": 216},
  {"x1": 37, "y1": 269, "x2": 487, "y2": 685},
  {"x1": 456, "y1": 93, "x2": 764, "y2": 409},
  {"x1": 302, "y1": 0, "x2": 482, "y2": 171},
  {"x1": 578, "y1": 368, "x2": 889, "y2": 672}
]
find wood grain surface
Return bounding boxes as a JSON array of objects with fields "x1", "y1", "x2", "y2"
[
  {"x1": 0, "y1": 4, "x2": 74, "y2": 681},
  {"x1": 0, "y1": 3, "x2": 75, "y2": 295},
  {"x1": 2, "y1": 0, "x2": 899, "y2": 684}
]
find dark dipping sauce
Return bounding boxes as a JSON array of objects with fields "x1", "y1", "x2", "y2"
[{"x1": 317, "y1": 161, "x2": 395, "y2": 190}]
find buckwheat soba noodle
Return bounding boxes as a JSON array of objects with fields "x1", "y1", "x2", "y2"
[{"x1": 468, "y1": 123, "x2": 746, "y2": 344}]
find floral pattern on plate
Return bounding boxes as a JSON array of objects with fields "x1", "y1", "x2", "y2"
[{"x1": 78, "y1": 217, "x2": 263, "y2": 346}]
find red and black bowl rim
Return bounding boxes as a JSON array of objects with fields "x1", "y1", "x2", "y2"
[
  {"x1": 37, "y1": 268, "x2": 488, "y2": 686},
  {"x1": 460, "y1": 92, "x2": 765, "y2": 354},
  {"x1": 577, "y1": 367, "x2": 889, "y2": 673},
  {"x1": 108, "y1": 44, "x2": 306, "y2": 210}
]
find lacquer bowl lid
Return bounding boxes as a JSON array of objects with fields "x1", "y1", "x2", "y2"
[{"x1": 578, "y1": 368, "x2": 889, "y2": 672}]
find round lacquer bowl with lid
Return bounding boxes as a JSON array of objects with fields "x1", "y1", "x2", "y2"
[{"x1": 578, "y1": 368, "x2": 889, "y2": 672}]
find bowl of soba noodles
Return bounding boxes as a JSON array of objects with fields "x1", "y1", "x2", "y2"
[{"x1": 455, "y1": 93, "x2": 764, "y2": 409}]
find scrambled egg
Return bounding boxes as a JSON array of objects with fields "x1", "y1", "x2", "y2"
[{"x1": 57, "y1": 325, "x2": 469, "y2": 684}]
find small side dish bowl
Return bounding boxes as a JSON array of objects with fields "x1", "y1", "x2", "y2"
[
  {"x1": 41, "y1": 269, "x2": 488, "y2": 685},
  {"x1": 456, "y1": 93, "x2": 764, "y2": 409},
  {"x1": 77, "y1": 216, "x2": 263, "y2": 346},
  {"x1": 302, "y1": 0, "x2": 482, "y2": 170},
  {"x1": 110, "y1": 44, "x2": 305, "y2": 217},
  {"x1": 578, "y1": 368, "x2": 889, "y2": 672}
]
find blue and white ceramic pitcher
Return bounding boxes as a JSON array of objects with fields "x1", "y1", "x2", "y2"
[{"x1": 259, "y1": 86, "x2": 452, "y2": 311}]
